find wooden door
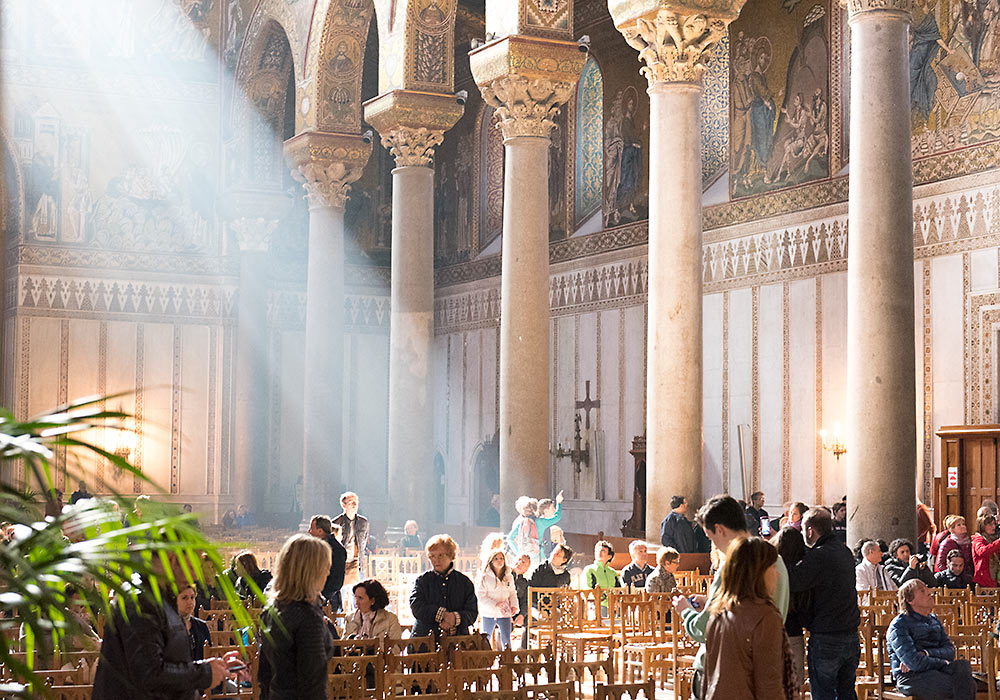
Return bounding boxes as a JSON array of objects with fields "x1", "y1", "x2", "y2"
[{"x1": 962, "y1": 437, "x2": 998, "y2": 525}]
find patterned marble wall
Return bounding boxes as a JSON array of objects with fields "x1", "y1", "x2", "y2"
[{"x1": 433, "y1": 168, "x2": 1000, "y2": 525}]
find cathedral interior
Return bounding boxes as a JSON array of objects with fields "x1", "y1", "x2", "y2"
[{"x1": 2, "y1": 0, "x2": 996, "y2": 540}]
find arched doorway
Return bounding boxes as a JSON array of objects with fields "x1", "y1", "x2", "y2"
[{"x1": 472, "y1": 431, "x2": 500, "y2": 527}]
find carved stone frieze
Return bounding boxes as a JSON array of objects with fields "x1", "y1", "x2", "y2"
[
  {"x1": 469, "y1": 34, "x2": 586, "y2": 139},
  {"x1": 283, "y1": 131, "x2": 373, "y2": 210},
  {"x1": 619, "y1": 9, "x2": 731, "y2": 84},
  {"x1": 845, "y1": 0, "x2": 912, "y2": 19}
]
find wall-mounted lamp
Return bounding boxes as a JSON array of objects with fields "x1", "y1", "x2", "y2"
[{"x1": 819, "y1": 424, "x2": 846, "y2": 461}]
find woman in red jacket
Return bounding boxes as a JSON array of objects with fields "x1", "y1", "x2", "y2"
[{"x1": 972, "y1": 511, "x2": 1000, "y2": 588}]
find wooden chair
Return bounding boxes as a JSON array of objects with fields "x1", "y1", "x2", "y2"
[
  {"x1": 328, "y1": 669, "x2": 368, "y2": 700},
  {"x1": 447, "y1": 665, "x2": 513, "y2": 693},
  {"x1": 452, "y1": 647, "x2": 501, "y2": 669},
  {"x1": 385, "y1": 649, "x2": 445, "y2": 674},
  {"x1": 384, "y1": 634, "x2": 435, "y2": 654},
  {"x1": 501, "y1": 647, "x2": 556, "y2": 687},
  {"x1": 526, "y1": 587, "x2": 578, "y2": 652},
  {"x1": 46, "y1": 686, "x2": 92, "y2": 700},
  {"x1": 459, "y1": 690, "x2": 524, "y2": 700},
  {"x1": 521, "y1": 681, "x2": 576, "y2": 700},
  {"x1": 595, "y1": 678, "x2": 656, "y2": 700},
  {"x1": 331, "y1": 637, "x2": 384, "y2": 657},
  {"x1": 330, "y1": 654, "x2": 386, "y2": 697},
  {"x1": 559, "y1": 653, "x2": 614, "y2": 698},
  {"x1": 38, "y1": 667, "x2": 87, "y2": 686},
  {"x1": 619, "y1": 595, "x2": 672, "y2": 682},
  {"x1": 385, "y1": 669, "x2": 450, "y2": 696}
]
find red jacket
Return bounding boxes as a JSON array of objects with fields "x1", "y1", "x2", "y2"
[{"x1": 971, "y1": 533, "x2": 1000, "y2": 588}]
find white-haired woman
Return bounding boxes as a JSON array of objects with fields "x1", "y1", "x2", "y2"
[
  {"x1": 258, "y1": 534, "x2": 334, "y2": 700},
  {"x1": 505, "y1": 496, "x2": 540, "y2": 563}
]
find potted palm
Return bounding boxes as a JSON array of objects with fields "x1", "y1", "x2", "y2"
[{"x1": 0, "y1": 395, "x2": 257, "y2": 696}]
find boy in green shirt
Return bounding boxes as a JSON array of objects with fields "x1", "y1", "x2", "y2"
[{"x1": 584, "y1": 539, "x2": 622, "y2": 617}]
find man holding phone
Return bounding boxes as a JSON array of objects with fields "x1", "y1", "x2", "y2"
[
  {"x1": 745, "y1": 491, "x2": 769, "y2": 536},
  {"x1": 672, "y1": 495, "x2": 789, "y2": 699}
]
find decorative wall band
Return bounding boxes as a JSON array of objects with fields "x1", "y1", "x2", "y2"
[
  {"x1": 133, "y1": 324, "x2": 145, "y2": 495},
  {"x1": 814, "y1": 277, "x2": 824, "y2": 504},
  {"x1": 751, "y1": 288, "x2": 760, "y2": 493},
  {"x1": 722, "y1": 292, "x2": 730, "y2": 495},
  {"x1": 782, "y1": 283, "x2": 791, "y2": 502},
  {"x1": 170, "y1": 326, "x2": 182, "y2": 494},
  {"x1": 921, "y1": 262, "x2": 933, "y2": 501}
]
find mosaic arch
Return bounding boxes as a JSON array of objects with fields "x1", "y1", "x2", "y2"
[
  {"x1": 303, "y1": 0, "x2": 378, "y2": 134},
  {"x1": 1, "y1": 126, "x2": 26, "y2": 244},
  {"x1": 576, "y1": 56, "x2": 603, "y2": 226},
  {"x1": 231, "y1": 20, "x2": 296, "y2": 189}
]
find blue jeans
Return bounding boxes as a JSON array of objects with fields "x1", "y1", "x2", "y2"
[
  {"x1": 807, "y1": 632, "x2": 860, "y2": 700},
  {"x1": 482, "y1": 616, "x2": 512, "y2": 649},
  {"x1": 895, "y1": 659, "x2": 975, "y2": 700}
]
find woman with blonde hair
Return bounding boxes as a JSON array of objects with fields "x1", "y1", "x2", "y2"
[
  {"x1": 702, "y1": 536, "x2": 797, "y2": 700},
  {"x1": 258, "y1": 534, "x2": 334, "y2": 700},
  {"x1": 475, "y1": 548, "x2": 520, "y2": 649}
]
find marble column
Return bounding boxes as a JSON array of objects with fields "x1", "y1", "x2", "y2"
[
  {"x1": 845, "y1": 0, "x2": 916, "y2": 544},
  {"x1": 365, "y1": 91, "x2": 462, "y2": 529},
  {"x1": 470, "y1": 37, "x2": 585, "y2": 528},
  {"x1": 284, "y1": 132, "x2": 371, "y2": 522},
  {"x1": 610, "y1": 6, "x2": 744, "y2": 536}
]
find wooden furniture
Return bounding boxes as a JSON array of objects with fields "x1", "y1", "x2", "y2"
[
  {"x1": 596, "y1": 679, "x2": 656, "y2": 700},
  {"x1": 621, "y1": 435, "x2": 646, "y2": 538},
  {"x1": 937, "y1": 425, "x2": 1000, "y2": 528}
]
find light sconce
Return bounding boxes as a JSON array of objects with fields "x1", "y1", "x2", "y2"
[{"x1": 819, "y1": 424, "x2": 846, "y2": 461}]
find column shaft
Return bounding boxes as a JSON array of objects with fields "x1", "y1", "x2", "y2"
[
  {"x1": 302, "y1": 202, "x2": 346, "y2": 520},
  {"x1": 499, "y1": 135, "x2": 552, "y2": 528},
  {"x1": 233, "y1": 251, "x2": 270, "y2": 513},
  {"x1": 646, "y1": 83, "x2": 704, "y2": 537},
  {"x1": 387, "y1": 166, "x2": 436, "y2": 526},
  {"x1": 846, "y1": 6, "x2": 916, "y2": 544}
]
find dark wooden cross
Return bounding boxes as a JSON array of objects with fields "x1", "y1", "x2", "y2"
[{"x1": 575, "y1": 380, "x2": 601, "y2": 430}]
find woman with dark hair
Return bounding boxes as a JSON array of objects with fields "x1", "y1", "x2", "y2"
[
  {"x1": 702, "y1": 536, "x2": 797, "y2": 700},
  {"x1": 175, "y1": 584, "x2": 211, "y2": 660},
  {"x1": 885, "y1": 538, "x2": 935, "y2": 588},
  {"x1": 344, "y1": 579, "x2": 403, "y2": 639},
  {"x1": 234, "y1": 551, "x2": 272, "y2": 599},
  {"x1": 775, "y1": 527, "x2": 810, "y2": 692},
  {"x1": 971, "y1": 510, "x2": 1000, "y2": 588}
]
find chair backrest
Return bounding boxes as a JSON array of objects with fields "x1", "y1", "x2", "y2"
[
  {"x1": 501, "y1": 648, "x2": 556, "y2": 687},
  {"x1": 558, "y1": 654, "x2": 614, "y2": 696},
  {"x1": 452, "y1": 648, "x2": 501, "y2": 669},
  {"x1": 331, "y1": 637, "x2": 384, "y2": 656},
  {"x1": 595, "y1": 679, "x2": 656, "y2": 700},
  {"x1": 952, "y1": 632, "x2": 997, "y2": 700},
  {"x1": 385, "y1": 669, "x2": 450, "y2": 696},
  {"x1": 385, "y1": 650, "x2": 445, "y2": 674},
  {"x1": 459, "y1": 690, "x2": 524, "y2": 700},
  {"x1": 327, "y1": 669, "x2": 367, "y2": 700},
  {"x1": 46, "y1": 685, "x2": 92, "y2": 700},
  {"x1": 385, "y1": 635, "x2": 436, "y2": 655},
  {"x1": 613, "y1": 597, "x2": 657, "y2": 646},
  {"x1": 447, "y1": 665, "x2": 514, "y2": 692},
  {"x1": 521, "y1": 681, "x2": 576, "y2": 700}
]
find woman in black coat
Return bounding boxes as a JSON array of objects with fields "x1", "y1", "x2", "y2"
[
  {"x1": 409, "y1": 534, "x2": 478, "y2": 640},
  {"x1": 92, "y1": 558, "x2": 234, "y2": 700},
  {"x1": 258, "y1": 533, "x2": 335, "y2": 700}
]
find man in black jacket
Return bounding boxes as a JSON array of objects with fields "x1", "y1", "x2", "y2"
[
  {"x1": 660, "y1": 495, "x2": 697, "y2": 553},
  {"x1": 308, "y1": 514, "x2": 348, "y2": 612},
  {"x1": 744, "y1": 491, "x2": 769, "y2": 535},
  {"x1": 93, "y1": 554, "x2": 235, "y2": 700},
  {"x1": 788, "y1": 507, "x2": 861, "y2": 700},
  {"x1": 333, "y1": 491, "x2": 370, "y2": 587},
  {"x1": 522, "y1": 544, "x2": 574, "y2": 647}
]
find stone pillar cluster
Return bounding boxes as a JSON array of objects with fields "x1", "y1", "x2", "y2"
[
  {"x1": 284, "y1": 132, "x2": 372, "y2": 522},
  {"x1": 221, "y1": 190, "x2": 291, "y2": 514},
  {"x1": 470, "y1": 36, "x2": 586, "y2": 527},
  {"x1": 844, "y1": 0, "x2": 917, "y2": 544},
  {"x1": 365, "y1": 90, "x2": 464, "y2": 530},
  {"x1": 608, "y1": 3, "x2": 745, "y2": 536}
]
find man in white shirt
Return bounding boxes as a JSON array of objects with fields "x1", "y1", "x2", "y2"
[{"x1": 856, "y1": 540, "x2": 896, "y2": 592}]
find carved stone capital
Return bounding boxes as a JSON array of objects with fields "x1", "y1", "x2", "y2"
[
  {"x1": 844, "y1": 0, "x2": 911, "y2": 19},
  {"x1": 469, "y1": 35, "x2": 586, "y2": 141},
  {"x1": 363, "y1": 90, "x2": 464, "y2": 168},
  {"x1": 618, "y1": 8, "x2": 731, "y2": 85},
  {"x1": 480, "y1": 75, "x2": 577, "y2": 139},
  {"x1": 283, "y1": 131, "x2": 373, "y2": 210},
  {"x1": 230, "y1": 218, "x2": 279, "y2": 253},
  {"x1": 218, "y1": 190, "x2": 293, "y2": 252},
  {"x1": 383, "y1": 127, "x2": 447, "y2": 167}
]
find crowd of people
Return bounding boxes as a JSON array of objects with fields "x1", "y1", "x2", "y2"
[{"x1": 34, "y1": 483, "x2": 997, "y2": 700}]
